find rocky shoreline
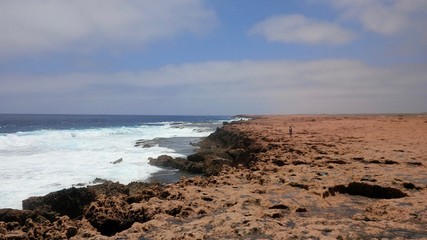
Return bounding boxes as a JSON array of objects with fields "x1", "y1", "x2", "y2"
[{"x1": 1, "y1": 115, "x2": 427, "y2": 239}]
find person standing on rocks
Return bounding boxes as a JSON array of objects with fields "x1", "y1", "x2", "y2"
[{"x1": 289, "y1": 126, "x2": 293, "y2": 138}]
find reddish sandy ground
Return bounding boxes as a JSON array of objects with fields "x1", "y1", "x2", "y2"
[{"x1": 115, "y1": 115, "x2": 427, "y2": 239}]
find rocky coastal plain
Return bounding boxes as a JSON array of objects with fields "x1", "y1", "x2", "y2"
[{"x1": 1, "y1": 115, "x2": 426, "y2": 239}]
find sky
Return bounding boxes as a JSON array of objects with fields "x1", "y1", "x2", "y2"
[{"x1": 0, "y1": 0, "x2": 426, "y2": 115}]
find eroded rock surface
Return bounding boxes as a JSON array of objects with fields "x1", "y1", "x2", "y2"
[{"x1": 1, "y1": 115, "x2": 427, "y2": 239}]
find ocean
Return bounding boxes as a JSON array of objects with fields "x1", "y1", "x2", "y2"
[{"x1": 0, "y1": 114, "x2": 232, "y2": 209}]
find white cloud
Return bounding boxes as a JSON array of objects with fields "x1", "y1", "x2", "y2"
[
  {"x1": 249, "y1": 14, "x2": 356, "y2": 45},
  {"x1": 1, "y1": 59, "x2": 425, "y2": 114},
  {"x1": 327, "y1": 0, "x2": 427, "y2": 35},
  {"x1": 0, "y1": 0, "x2": 216, "y2": 59}
]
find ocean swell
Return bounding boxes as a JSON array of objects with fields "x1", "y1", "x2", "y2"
[{"x1": 0, "y1": 123, "x2": 214, "y2": 209}]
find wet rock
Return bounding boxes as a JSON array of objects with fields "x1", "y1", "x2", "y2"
[
  {"x1": 148, "y1": 155, "x2": 174, "y2": 167},
  {"x1": 148, "y1": 154, "x2": 205, "y2": 174},
  {"x1": 187, "y1": 153, "x2": 205, "y2": 162},
  {"x1": 134, "y1": 139, "x2": 157, "y2": 148},
  {"x1": 22, "y1": 187, "x2": 96, "y2": 219},
  {"x1": 186, "y1": 162, "x2": 204, "y2": 173},
  {"x1": 92, "y1": 178, "x2": 109, "y2": 184},
  {"x1": 110, "y1": 158, "x2": 123, "y2": 164}
]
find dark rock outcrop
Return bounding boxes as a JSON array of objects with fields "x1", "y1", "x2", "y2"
[
  {"x1": 21, "y1": 181, "x2": 161, "y2": 220},
  {"x1": 148, "y1": 124, "x2": 264, "y2": 176},
  {"x1": 22, "y1": 187, "x2": 96, "y2": 219},
  {"x1": 0, "y1": 209, "x2": 40, "y2": 226},
  {"x1": 148, "y1": 155, "x2": 175, "y2": 168},
  {"x1": 148, "y1": 155, "x2": 204, "y2": 173},
  {"x1": 84, "y1": 196, "x2": 146, "y2": 236},
  {"x1": 0, "y1": 181, "x2": 164, "y2": 238}
]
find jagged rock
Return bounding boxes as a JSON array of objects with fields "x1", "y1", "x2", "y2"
[
  {"x1": 134, "y1": 139, "x2": 158, "y2": 148},
  {"x1": 227, "y1": 148, "x2": 246, "y2": 159},
  {"x1": 127, "y1": 182, "x2": 163, "y2": 196},
  {"x1": 84, "y1": 196, "x2": 146, "y2": 236},
  {"x1": 0, "y1": 209, "x2": 40, "y2": 225},
  {"x1": 19, "y1": 181, "x2": 157, "y2": 225},
  {"x1": 145, "y1": 125, "x2": 261, "y2": 176},
  {"x1": 87, "y1": 181, "x2": 130, "y2": 197},
  {"x1": 187, "y1": 153, "x2": 205, "y2": 162},
  {"x1": 22, "y1": 187, "x2": 96, "y2": 219},
  {"x1": 203, "y1": 158, "x2": 231, "y2": 175},
  {"x1": 168, "y1": 157, "x2": 188, "y2": 170},
  {"x1": 149, "y1": 155, "x2": 174, "y2": 167},
  {"x1": 92, "y1": 177, "x2": 109, "y2": 184},
  {"x1": 0, "y1": 214, "x2": 94, "y2": 239},
  {"x1": 110, "y1": 158, "x2": 123, "y2": 164}
]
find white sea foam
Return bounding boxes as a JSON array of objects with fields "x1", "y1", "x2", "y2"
[{"x1": 0, "y1": 124, "x2": 212, "y2": 209}]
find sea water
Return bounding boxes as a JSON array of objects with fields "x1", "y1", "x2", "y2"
[{"x1": 0, "y1": 114, "x2": 231, "y2": 209}]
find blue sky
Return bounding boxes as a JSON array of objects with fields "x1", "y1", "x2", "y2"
[{"x1": 0, "y1": 0, "x2": 426, "y2": 115}]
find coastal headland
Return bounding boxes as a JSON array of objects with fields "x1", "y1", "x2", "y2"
[{"x1": 1, "y1": 115, "x2": 426, "y2": 239}]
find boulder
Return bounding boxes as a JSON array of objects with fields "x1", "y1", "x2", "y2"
[
  {"x1": 187, "y1": 153, "x2": 205, "y2": 162},
  {"x1": 110, "y1": 158, "x2": 123, "y2": 164},
  {"x1": 148, "y1": 155, "x2": 174, "y2": 167}
]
